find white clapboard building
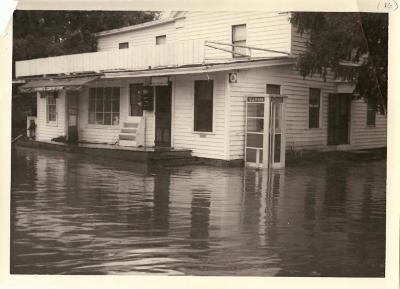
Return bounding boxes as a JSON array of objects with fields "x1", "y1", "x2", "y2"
[{"x1": 16, "y1": 11, "x2": 387, "y2": 168}]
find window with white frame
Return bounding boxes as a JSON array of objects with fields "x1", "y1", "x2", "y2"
[
  {"x1": 309, "y1": 88, "x2": 321, "y2": 128},
  {"x1": 45, "y1": 91, "x2": 57, "y2": 123},
  {"x1": 232, "y1": 24, "x2": 247, "y2": 57},
  {"x1": 194, "y1": 80, "x2": 213, "y2": 132},
  {"x1": 88, "y1": 87, "x2": 120, "y2": 125}
]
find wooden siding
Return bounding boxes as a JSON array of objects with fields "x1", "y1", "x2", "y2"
[
  {"x1": 172, "y1": 72, "x2": 227, "y2": 159},
  {"x1": 76, "y1": 79, "x2": 155, "y2": 146},
  {"x1": 182, "y1": 12, "x2": 291, "y2": 59},
  {"x1": 290, "y1": 25, "x2": 310, "y2": 57},
  {"x1": 97, "y1": 11, "x2": 292, "y2": 59},
  {"x1": 97, "y1": 22, "x2": 179, "y2": 51},
  {"x1": 228, "y1": 65, "x2": 387, "y2": 160},
  {"x1": 350, "y1": 100, "x2": 387, "y2": 149},
  {"x1": 36, "y1": 91, "x2": 67, "y2": 141},
  {"x1": 16, "y1": 40, "x2": 205, "y2": 77},
  {"x1": 77, "y1": 86, "x2": 122, "y2": 144}
]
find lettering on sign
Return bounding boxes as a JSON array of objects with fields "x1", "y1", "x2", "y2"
[{"x1": 247, "y1": 96, "x2": 265, "y2": 103}]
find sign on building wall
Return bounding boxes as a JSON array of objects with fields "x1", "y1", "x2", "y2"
[{"x1": 151, "y1": 76, "x2": 169, "y2": 86}]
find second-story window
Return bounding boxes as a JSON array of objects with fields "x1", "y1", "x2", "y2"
[
  {"x1": 119, "y1": 42, "x2": 129, "y2": 49},
  {"x1": 232, "y1": 24, "x2": 247, "y2": 57},
  {"x1": 156, "y1": 35, "x2": 166, "y2": 45}
]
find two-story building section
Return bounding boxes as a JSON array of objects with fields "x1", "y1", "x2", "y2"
[{"x1": 16, "y1": 11, "x2": 387, "y2": 167}]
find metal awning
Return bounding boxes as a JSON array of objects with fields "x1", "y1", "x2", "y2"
[{"x1": 19, "y1": 76, "x2": 100, "y2": 93}]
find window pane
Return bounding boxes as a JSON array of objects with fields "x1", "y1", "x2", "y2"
[
  {"x1": 194, "y1": 80, "x2": 213, "y2": 132},
  {"x1": 232, "y1": 24, "x2": 246, "y2": 41},
  {"x1": 247, "y1": 133, "x2": 263, "y2": 148},
  {"x1": 96, "y1": 113, "x2": 103, "y2": 124},
  {"x1": 112, "y1": 113, "x2": 120, "y2": 125},
  {"x1": 104, "y1": 113, "x2": 111, "y2": 125},
  {"x1": 247, "y1": 118, "x2": 264, "y2": 132},
  {"x1": 247, "y1": 103, "x2": 264, "y2": 117},
  {"x1": 89, "y1": 112, "x2": 95, "y2": 124},
  {"x1": 96, "y1": 94, "x2": 104, "y2": 112},
  {"x1": 267, "y1": 84, "x2": 281, "y2": 95},
  {"x1": 274, "y1": 102, "x2": 282, "y2": 130},
  {"x1": 119, "y1": 42, "x2": 129, "y2": 49},
  {"x1": 89, "y1": 95, "x2": 95, "y2": 112},
  {"x1": 156, "y1": 35, "x2": 166, "y2": 45},
  {"x1": 104, "y1": 95, "x2": 111, "y2": 112},
  {"x1": 274, "y1": 133, "x2": 281, "y2": 163},
  {"x1": 246, "y1": 148, "x2": 257, "y2": 163},
  {"x1": 112, "y1": 98, "x2": 120, "y2": 113}
]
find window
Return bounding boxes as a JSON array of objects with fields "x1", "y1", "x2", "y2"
[
  {"x1": 309, "y1": 88, "x2": 321, "y2": 128},
  {"x1": 88, "y1": 87, "x2": 120, "y2": 125},
  {"x1": 156, "y1": 35, "x2": 166, "y2": 45},
  {"x1": 367, "y1": 97, "x2": 376, "y2": 126},
  {"x1": 232, "y1": 24, "x2": 247, "y2": 57},
  {"x1": 266, "y1": 84, "x2": 281, "y2": 95},
  {"x1": 45, "y1": 91, "x2": 57, "y2": 123},
  {"x1": 194, "y1": 80, "x2": 213, "y2": 132},
  {"x1": 119, "y1": 42, "x2": 129, "y2": 49}
]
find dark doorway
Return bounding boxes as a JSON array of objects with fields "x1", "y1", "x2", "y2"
[
  {"x1": 328, "y1": 94, "x2": 351, "y2": 145},
  {"x1": 155, "y1": 84, "x2": 172, "y2": 147},
  {"x1": 66, "y1": 90, "x2": 79, "y2": 143}
]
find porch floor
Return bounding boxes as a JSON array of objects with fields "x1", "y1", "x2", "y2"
[{"x1": 15, "y1": 139, "x2": 194, "y2": 166}]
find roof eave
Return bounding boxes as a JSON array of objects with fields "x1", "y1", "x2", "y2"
[{"x1": 94, "y1": 17, "x2": 184, "y2": 38}]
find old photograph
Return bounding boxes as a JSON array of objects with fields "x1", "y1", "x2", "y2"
[{"x1": 10, "y1": 10, "x2": 387, "y2": 277}]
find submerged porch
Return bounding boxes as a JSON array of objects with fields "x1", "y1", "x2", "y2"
[{"x1": 15, "y1": 138, "x2": 194, "y2": 166}]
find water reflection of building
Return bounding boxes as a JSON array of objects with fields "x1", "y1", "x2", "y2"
[{"x1": 152, "y1": 169, "x2": 171, "y2": 236}]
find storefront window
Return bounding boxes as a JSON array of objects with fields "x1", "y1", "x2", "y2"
[{"x1": 89, "y1": 87, "x2": 120, "y2": 125}]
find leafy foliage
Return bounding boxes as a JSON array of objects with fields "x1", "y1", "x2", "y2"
[
  {"x1": 290, "y1": 12, "x2": 388, "y2": 113},
  {"x1": 13, "y1": 10, "x2": 158, "y2": 61}
]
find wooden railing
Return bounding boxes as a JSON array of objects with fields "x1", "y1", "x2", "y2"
[
  {"x1": 16, "y1": 40, "x2": 206, "y2": 77},
  {"x1": 15, "y1": 39, "x2": 291, "y2": 77}
]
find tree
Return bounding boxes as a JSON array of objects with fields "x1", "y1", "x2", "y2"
[
  {"x1": 290, "y1": 12, "x2": 388, "y2": 114},
  {"x1": 12, "y1": 10, "x2": 158, "y2": 137},
  {"x1": 13, "y1": 10, "x2": 158, "y2": 61}
]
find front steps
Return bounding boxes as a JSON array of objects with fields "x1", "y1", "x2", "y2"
[{"x1": 119, "y1": 118, "x2": 143, "y2": 147}]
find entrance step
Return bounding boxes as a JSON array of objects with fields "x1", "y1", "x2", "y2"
[
  {"x1": 121, "y1": 128, "x2": 137, "y2": 134},
  {"x1": 119, "y1": 139, "x2": 137, "y2": 147},
  {"x1": 119, "y1": 118, "x2": 144, "y2": 147},
  {"x1": 119, "y1": 133, "x2": 136, "y2": 141},
  {"x1": 123, "y1": 122, "x2": 139, "y2": 128}
]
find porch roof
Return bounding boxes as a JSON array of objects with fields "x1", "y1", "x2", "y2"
[
  {"x1": 101, "y1": 57, "x2": 297, "y2": 79},
  {"x1": 19, "y1": 75, "x2": 100, "y2": 93}
]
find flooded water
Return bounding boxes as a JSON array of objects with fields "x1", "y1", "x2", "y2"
[{"x1": 10, "y1": 147, "x2": 386, "y2": 276}]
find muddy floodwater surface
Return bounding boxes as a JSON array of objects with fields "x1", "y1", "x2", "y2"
[{"x1": 10, "y1": 147, "x2": 386, "y2": 276}]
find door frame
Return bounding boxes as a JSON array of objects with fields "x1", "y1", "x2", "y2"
[
  {"x1": 327, "y1": 93, "x2": 352, "y2": 146},
  {"x1": 65, "y1": 89, "x2": 79, "y2": 143},
  {"x1": 154, "y1": 82, "x2": 173, "y2": 148}
]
